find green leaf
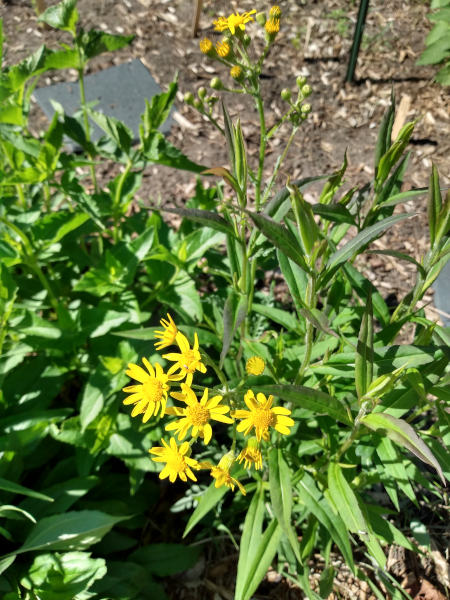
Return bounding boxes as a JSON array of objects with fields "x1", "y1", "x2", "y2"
[
  {"x1": 0, "y1": 105, "x2": 22, "y2": 126},
  {"x1": 237, "y1": 518, "x2": 283, "y2": 600},
  {"x1": 361, "y1": 413, "x2": 446, "y2": 484},
  {"x1": 32, "y1": 212, "x2": 90, "y2": 247},
  {"x1": 222, "y1": 102, "x2": 236, "y2": 177},
  {"x1": 379, "y1": 187, "x2": 428, "y2": 207},
  {"x1": 0, "y1": 264, "x2": 17, "y2": 333},
  {"x1": 142, "y1": 75, "x2": 177, "y2": 132},
  {"x1": 129, "y1": 543, "x2": 201, "y2": 576},
  {"x1": 427, "y1": 164, "x2": 442, "y2": 246},
  {"x1": 374, "y1": 434, "x2": 417, "y2": 505},
  {"x1": 312, "y1": 202, "x2": 355, "y2": 225},
  {"x1": 220, "y1": 291, "x2": 248, "y2": 369},
  {"x1": 322, "y1": 213, "x2": 413, "y2": 286},
  {"x1": 159, "y1": 274, "x2": 203, "y2": 325},
  {"x1": 87, "y1": 109, "x2": 133, "y2": 155},
  {"x1": 249, "y1": 211, "x2": 309, "y2": 272},
  {"x1": 157, "y1": 206, "x2": 238, "y2": 239},
  {"x1": 183, "y1": 480, "x2": 228, "y2": 537},
  {"x1": 21, "y1": 552, "x2": 107, "y2": 600},
  {"x1": 269, "y1": 446, "x2": 302, "y2": 564},
  {"x1": 340, "y1": 264, "x2": 390, "y2": 328},
  {"x1": 83, "y1": 30, "x2": 134, "y2": 60},
  {"x1": 417, "y1": 38, "x2": 450, "y2": 64},
  {"x1": 37, "y1": 0, "x2": 78, "y2": 33},
  {"x1": 0, "y1": 478, "x2": 53, "y2": 502},
  {"x1": 4, "y1": 510, "x2": 131, "y2": 557},
  {"x1": 375, "y1": 87, "x2": 395, "y2": 173},
  {"x1": 437, "y1": 402, "x2": 450, "y2": 449},
  {"x1": 297, "y1": 473, "x2": 354, "y2": 571},
  {"x1": 252, "y1": 302, "x2": 301, "y2": 334},
  {"x1": 366, "y1": 505, "x2": 420, "y2": 553},
  {"x1": 43, "y1": 48, "x2": 79, "y2": 70},
  {"x1": 264, "y1": 175, "x2": 330, "y2": 223},
  {"x1": 183, "y1": 228, "x2": 225, "y2": 266},
  {"x1": 250, "y1": 385, "x2": 352, "y2": 426},
  {"x1": 319, "y1": 567, "x2": 335, "y2": 599},
  {"x1": 299, "y1": 308, "x2": 339, "y2": 339},
  {"x1": 318, "y1": 152, "x2": 348, "y2": 205},
  {"x1": 436, "y1": 63, "x2": 450, "y2": 85},
  {"x1": 328, "y1": 461, "x2": 367, "y2": 535},
  {"x1": 235, "y1": 484, "x2": 265, "y2": 600},
  {"x1": 366, "y1": 249, "x2": 425, "y2": 276},
  {"x1": 0, "y1": 555, "x2": 16, "y2": 576},
  {"x1": 142, "y1": 132, "x2": 205, "y2": 173},
  {"x1": 355, "y1": 291, "x2": 374, "y2": 400},
  {"x1": 277, "y1": 250, "x2": 308, "y2": 314}
]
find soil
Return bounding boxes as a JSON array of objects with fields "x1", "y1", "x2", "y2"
[{"x1": 1, "y1": 0, "x2": 450, "y2": 598}]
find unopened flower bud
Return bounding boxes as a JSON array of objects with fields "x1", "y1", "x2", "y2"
[
  {"x1": 218, "y1": 450, "x2": 235, "y2": 473},
  {"x1": 184, "y1": 92, "x2": 194, "y2": 106},
  {"x1": 216, "y1": 40, "x2": 232, "y2": 59},
  {"x1": 296, "y1": 76, "x2": 307, "y2": 88},
  {"x1": 198, "y1": 87, "x2": 207, "y2": 100},
  {"x1": 302, "y1": 84, "x2": 312, "y2": 97},
  {"x1": 270, "y1": 5, "x2": 281, "y2": 19},
  {"x1": 193, "y1": 99, "x2": 203, "y2": 110},
  {"x1": 301, "y1": 103, "x2": 312, "y2": 114},
  {"x1": 256, "y1": 11, "x2": 267, "y2": 26},
  {"x1": 300, "y1": 112, "x2": 308, "y2": 121},
  {"x1": 199, "y1": 38, "x2": 216, "y2": 57},
  {"x1": 210, "y1": 77, "x2": 224, "y2": 91},
  {"x1": 265, "y1": 18, "x2": 280, "y2": 42},
  {"x1": 230, "y1": 66, "x2": 244, "y2": 82},
  {"x1": 209, "y1": 94, "x2": 219, "y2": 105},
  {"x1": 281, "y1": 88, "x2": 292, "y2": 102},
  {"x1": 243, "y1": 34, "x2": 251, "y2": 47},
  {"x1": 217, "y1": 204, "x2": 228, "y2": 213}
]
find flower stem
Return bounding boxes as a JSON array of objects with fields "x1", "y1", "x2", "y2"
[
  {"x1": 254, "y1": 93, "x2": 267, "y2": 210},
  {"x1": 295, "y1": 275, "x2": 316, "y2": 385}
]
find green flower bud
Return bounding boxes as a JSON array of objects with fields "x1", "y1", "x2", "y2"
[
  {"x1": 281, "y1": 88, "x2": 292, "y2": 102},
  {"x1": 243, "y1": 34, "x2": 251, "y2": 47},
  {"x1": 209, "y1": 94, "x2": 219, "y2": 105},
  {"x1": 193, "y1": 99, "x2": 203, "y2": 110},
  {"x1": 184, "y1": 92, "x2": 194, "y2": 106},
  {"x1": 210, "y1": 77, "x2": 224, "y2": 91},
  {"x1": 256, "y1": 11, "x2": 267, "y2": 26},
  {"x1": 296, "y1": 76, "x2": 307, "y2": 88},
  {"x1": 198, "y1": 87, "x2": 207, "y2": 100},
  {"x1": 301, "y1": 103, "x2": 312, "y2": 114},
  {"x1": 230, "y1": 66, "x2": 244, "y2": 83},
  {"x1": 302, "y1": 84, "x2": 312, "y2": 97},
  {"x1": 300, "y1": 112, "x2": 308, "y2": 121}
]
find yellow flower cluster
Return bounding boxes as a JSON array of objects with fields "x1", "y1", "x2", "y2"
[{"x1": 122, "y1": 313, "x2": 293, "y2": 495}]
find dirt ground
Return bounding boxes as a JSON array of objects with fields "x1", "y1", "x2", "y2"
[{"x1": 2, "y1": 0, "x2": 450, "y2": 598}]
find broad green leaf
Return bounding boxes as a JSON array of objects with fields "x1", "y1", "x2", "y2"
[
  {"x1": 129, "y1": 543, "x2": 201, "y2": 576},
  {"x1": 37, "y1": 0, "x2": 78, "y2": 32},
  {"x1": 88, "y1": 109, "x2": 133, "y2": 155},
  {"x1": 297, "y1": 473, "x2": 354, "y2": 571},
  {"x1": 143, "y1": 132, "x2": 205, "y2": 173},
  {"x1": 250, "y1": 385, "x2": 352, "y2": 427},
  {"x1": 0, "y1": 264, "x2": 17, "y2": 341},
  {"x1": 372, "y1": 453, "x2": 399, "y2": 510},
  {"x1": 252, "y1": 302, "x2": 301, "y2": 334},
  {"x1": 235, "y1": 483, "x2": 265, "y2": 600},
  {"x1": 83, "y1": 30, "x2": 134, "y2": 60},
  {"x1": 0, "y1": 478, "x2": 53, "y2": 502},
  {"x1": 159, "y1": 274, "x2": 203, "y2": 325},
  {"x1": 269, "y1": 446, "x2": 302, "y2": 564},
  {"x1": 319, "y1": 567, "x2": 335, "y2": 599},
  {"x1": 183, "y1": 227, "x2": 225, "y2": 266},
  {"x1": 361, "y1": 413, "x2": 446, "y2": 484},
  {"x1": 299, "y1": 308, "x2": 339, "y2": 339},
  {"x1": 322, "y1": 213, "x2": 413, "y2": 286},
  {"x1": 355, "y1": 290, "x2": 374, "y2": 399},
  {"x1": 374, "y1": 434, "x2": 417, "y2": 504},
  {"x1": 157, "y1": 206, "x2": 238, "y2": 238},
  {"x1": 5, "y1": 510, "x2": 131, "y2": 557},
  {"x1": 407, "y1": 368, "x2": 427, "y2": 401},
  {"x1": 32, "y1": 212, "x2": 90, "y2": 247},
  {"x1": 0, "y1": 105, "x2": 22, "y2": 126},
  {"x1": 312, "y1": 202, "x2": 356, "y2": 225},
  {"x1": 220, "y1": 291, "x2": 247, "y2": 368},
  {"x1": 238, "y1": 518, "x2": 283, "y2": 600},
  {"x1": 417, "y1": 38, "x2": 450, "y2": 64},
  {"x1": 423, "y1": 437, "x2": 450, "y2": 482},
  {"x1": 328, "y1": 461, "x2": 367, "y2": 535},
  {"x1": 249, "y1": 211, "x2": 309, "y2": 272}
]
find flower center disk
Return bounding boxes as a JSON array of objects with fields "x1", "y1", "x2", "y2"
[
  {"x1": 181, "y1": 350, "x2": 197, "y2": 371},
  {"x1": 252, "y1": 408, "x2": 274, "y2": 429},
  {"x1": 187, "y1": 404, "x2": 210, "y2": 426},
  {"x1": 166, "y1": 451, "x2": 186, "y2": 472},
  {"x1": 142, "y1": 378, "x2": 164, "y2": 403}
]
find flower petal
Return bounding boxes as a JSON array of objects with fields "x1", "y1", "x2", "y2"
[
  {"x1": 159, "y1": 465, "x2": 171, "y2": 480},
  {"x1": 123, "y1": 393, "x2": 143, "y2": 405},
  {"x1": 272, "y1": 407, "x2": 292, "y2": 415},
  {"x1": 186, "y1": 467, "x2": 197, "y2": 481},
  {"x1": 211, "y1": 413, "x2": 234, "y2": 424},
  {"x1": 274, "y1": 424, "x2": 291, "y2": 435},
  {"x1": 275, "y1": 415, "x2": 295, "y2": 426},
  {"x1": 126, "y1": 364, "x2": 150, "y2": 383},
  {"x1": 203, "y1": 423, "x2": 212, "y2": 444},
  {"x1": 142, "y1": 358, "x2": 155, "y2": 377},
  {"x1": 176, "y1": 332, "x2": 190, "y2": 352}
]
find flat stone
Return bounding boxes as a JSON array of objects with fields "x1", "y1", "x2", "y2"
[
  {"x1": 433, "y1": 260, "x2": 450, "y2": 327},
  {"x1": 33, "y1": 59, "x2": 175, "y2": 151}
]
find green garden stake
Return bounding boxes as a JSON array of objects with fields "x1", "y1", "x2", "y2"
[{"x1": 346, "y1": 0, "x2": 370, "y2": 82}]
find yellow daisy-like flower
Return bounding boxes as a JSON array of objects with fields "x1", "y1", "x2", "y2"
[
  {"x1": 216, "y1": 40, "x2": 231, "y2": 58},
  {"x1": 163, "y1": 332, "x2": 207, "y2": 386},
  {"x1": 149, "y1": 438, "x2": 200, "y2": 483},
  {"x1": 232, "y1": 390, "x2": 294, "y2": 442},
  {"x1": 265, "y1": 18, "x2": 280, "y2": 35},
  {"x1": 199, "y1": 37, "x2": 214, "y2": 56},
  {"x1": 123, "y1": 359, "x2": 184, "y2": 422},
  {"x1": 230, "y1": 66, "x2": 243, "y2": 81},
  {"x1": 200, "y1": 451, "x2": 246, "y2": 495},
  {"x1": 165, "y1": 384, "x2": 234, "y2": 444},
  {"x1": 237, "y1": 436, "x2": 263, "y2": 470},
  {"x1": 154, "y1": 313, "x2": 178, "y2": 351},
  {"x1": 246, "y1": 356, "x2": 266, "y2": 376},
  {"x1": 213, "y1": 10, "x2": 257, "y2": 35},
  {"x1": 269, "y1": 5, "x2": 281, "y2": 19}
]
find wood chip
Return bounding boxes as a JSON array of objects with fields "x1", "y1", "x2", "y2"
[{"x1": 391, "y1": 94, "x2": 412, "y2": 141}]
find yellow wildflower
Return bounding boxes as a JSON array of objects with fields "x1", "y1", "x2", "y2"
[
  {"x1": 269, "y1": 5, "x2": 281, "y2": 19},
  {"x1": 232, "y1": 390, "x2": 294, "y2": 441},
  {"x1": 149, "y1": 438, "x2": 200, "y2": 483},
  {"x1": 163, "y1": 332, "x2": 207, "y2": 386},
  {"x1": 165, "y1": 384, "x2": 233, "y2": 444},
  {"x1": 246, "y1": 356, "x2": 266, "y2": 376},
  {"x1": 199, "y1": 38, "x2": 215, "y2": 56},
  {"x1": 237, "y1": 437, "x2": 263, "y2": 470},
  {"x1": 123, "y1": 359, "x2": 184, "y2": 422},
  {"x1": 154, "y1": 313, "x2": 178, "y2": 351},
  {"x1": 265, "y1": 18, "x2": 280, "y2": 35},
  {"x1": 214, "y1": 10, "x2": 257, "y2": 35},
  {"x1": 199, "y1": 451, "x2": 246, "y2": 495},
  {"x1": 216, "y1": 40, "x2": 231, "y2": 58}
]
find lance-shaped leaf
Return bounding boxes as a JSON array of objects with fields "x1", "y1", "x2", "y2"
[
  {"x1": 374, "y1": 86, "x2": 395, "y2": 174},
  {"x1": 235, "y1": 484, "x2": 265, "y2": 600},
  {"x1": 249, "y1": 211, "x2": 309, "y2": 272},
  {"x1": 361, "y1": 412, "x2": 446, "y2": 484},
  {"x1": 222, "y1": 102, "x2": 236, "y2": 178},
  {"x1": 365, "y1": 249, "x2": 425, "y2": 277},
  {"x1": 277, "y1": 250, "x2": 306, "y2": 316},
  {"x1": 263, "y1": 175, "x2": 330, "y2": 223},
  {"x1": 156, "y1": 207, "x2": 238, "y2": 239},
  {"x1": 202, "y1": 167, "x2": 240, "y2": 195},
  {"x1": 437, "y1": 402, "x2": 450, "y2": 450},
  {"x1": 320, "y1": 213, "x2": 413, "y2": 288},
  {"x1": 328, "y1": 462, "x2": 367, "y2": 535},
  {"x1": 0, "y1": 478, "x2": 53, "y2": 502},
  {"x1": 376, "y1": 121, "x2": 416, "y2": 189},
  {"x1": 374, "y1": 434, "x2": 417, "y2": 505},
  {"x1": 299, "y1": 308, "x2": 339, "y2": 339},
  {"x1": 220, "y1": 292, "x2": 248, "y2": 368},
  {"x1": 379, "y1": 187, "x2": 428, "y2": 207},
  {"x1": 407, "y1": 368, "x2": 427, "y2": 401},
  {"x1": 436, "y1": 188, "x2": 450, "y2": 242},
  {"x1": 319, "y1": 152, "x2": 347, "y2": 205},
  {"x1": 365, "y1": 363, "x2": 409, "y2": 399},
  {"x1": 342, "y1": 264, "x2": 390, "y2": 327},
  {"x1": 355, "y1": 291, "x2": 374, "y2": 399},
  {"x1": 427, "y1": 163, "x2": 442, "y2": 246},
  {"x1": 288, "y1": 180, "x2": 317, "y2": 255},
  {"x1": 269, "y1": 446, "x2": 302, "y2": 564},
  {"x1": 312, "y1": 202, "x2": 356, "y2": 225},
  {"x1": 249, "y1": 385, "x2": 352, "y2": 426}
]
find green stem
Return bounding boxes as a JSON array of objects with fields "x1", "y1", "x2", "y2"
[
  {"x1": 295, "y1": 275, "x2": 316, "y2": 385},
  {"x1": 246, "y1": 257, "x2": 257, "y2": 336},
  {"x1": 28, "y1": 257, "x2": 59, "y2": 311},
  {"x1": 262, "y1": 128, "x2": 297, "y2": 205},
  {"x1": 78, "y1": 65, "x2": 98, "y2": 194},
  {"x1": 113, "y1": 159, "x2": 132, "y2": 242},
  {"x1": 255, "y1": 93, "x2": 267, "y2": 210},
  {"x1": 43, "y1": 182, "x2": 51, "y2": 212}
]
